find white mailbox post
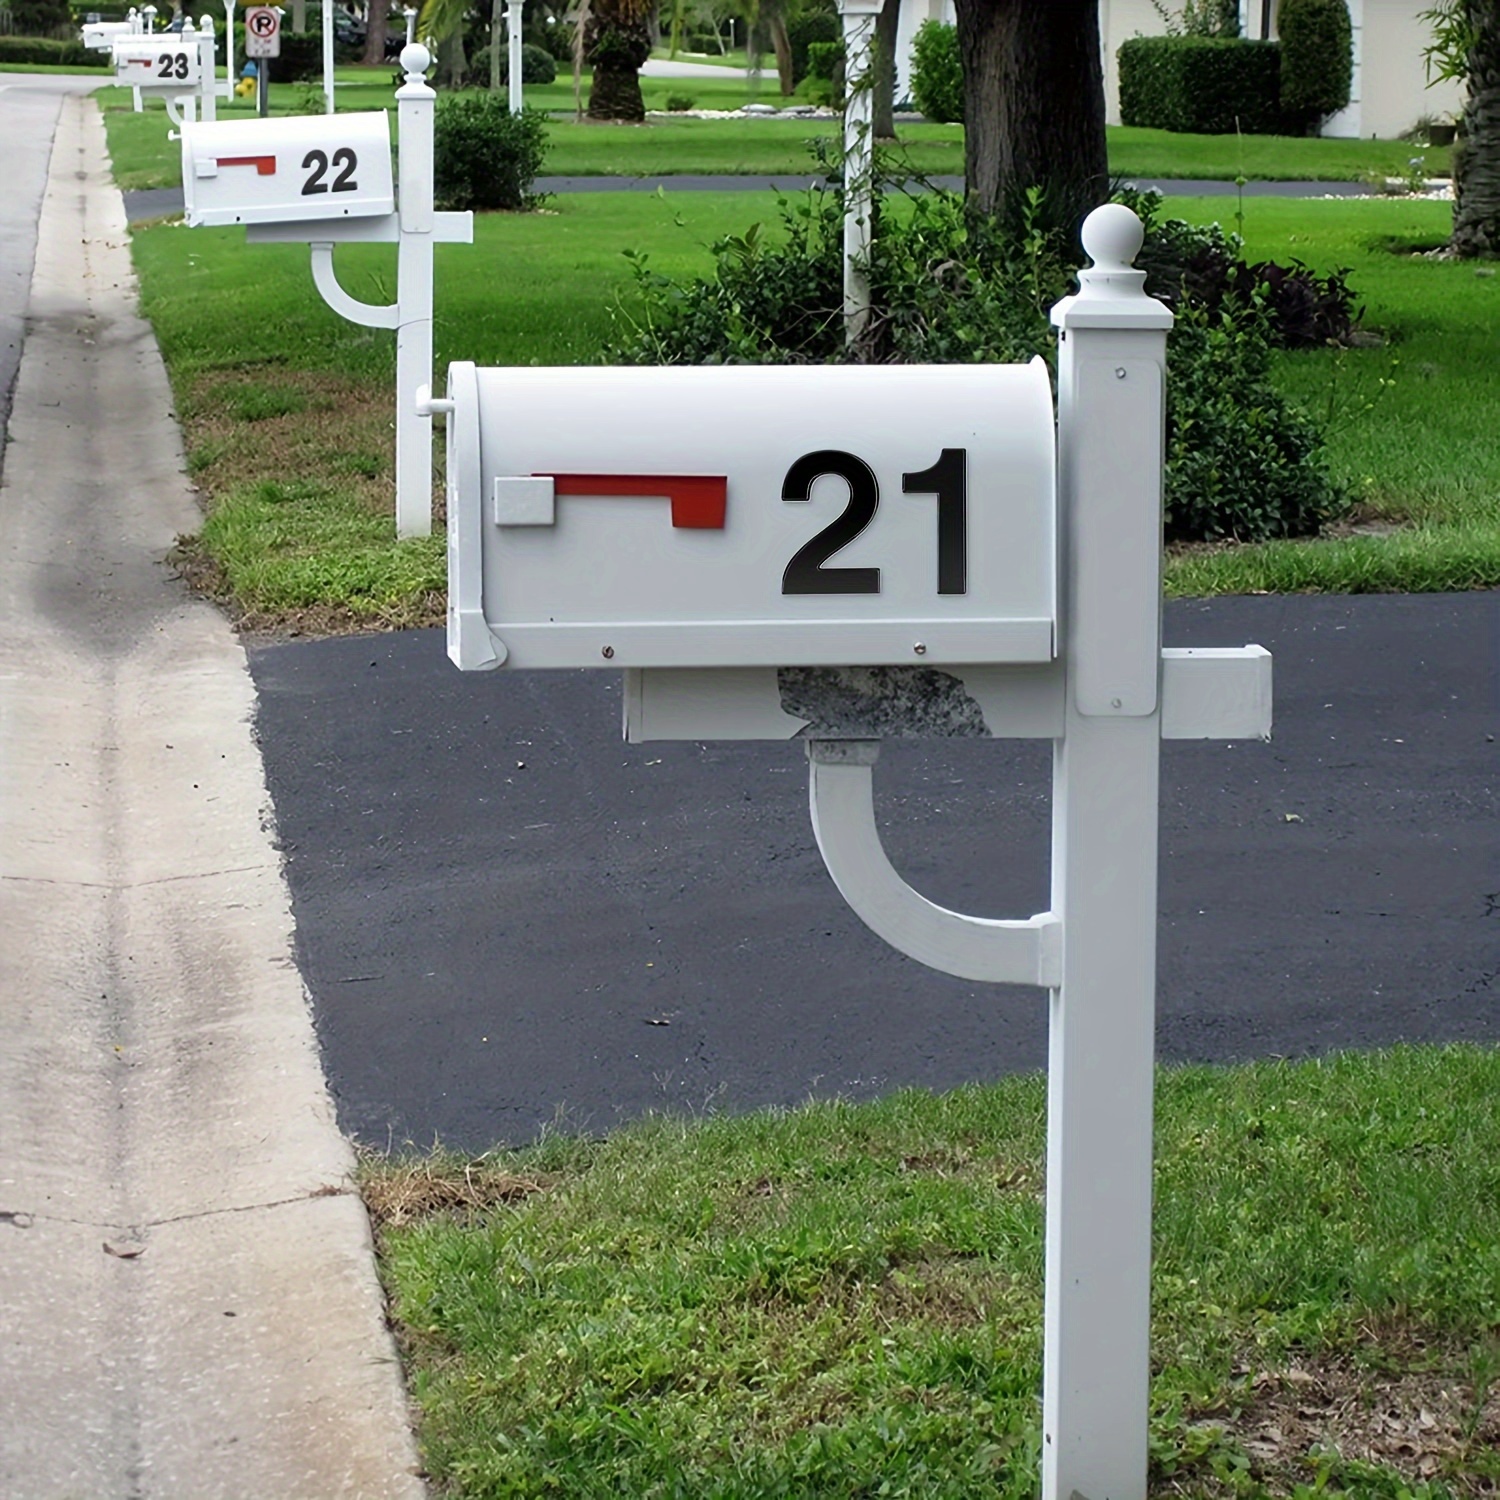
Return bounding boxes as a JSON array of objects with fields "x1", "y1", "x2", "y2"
[
  {"x1": 179, "y1": 45, "x2": 472, "y2": 538},
  {"x1": 434, "y1": 204, "x2": 1274, "y2": 1500}
]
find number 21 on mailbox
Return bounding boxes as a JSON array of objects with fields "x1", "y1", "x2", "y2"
[{"x1": 445, "y1": 361, "x2": 1057, "y2": 673}]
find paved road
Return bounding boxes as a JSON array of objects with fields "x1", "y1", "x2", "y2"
[{"x1": 248, "y1": 592, "x2": 1500, "y2": 1153}]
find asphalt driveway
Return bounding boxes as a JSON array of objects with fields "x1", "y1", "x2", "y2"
[{"x1": 248, "y1": 590, "x2": 1500, "y2": 1152}]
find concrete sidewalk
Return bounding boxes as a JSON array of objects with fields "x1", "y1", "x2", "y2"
[{"x1": 0, "y1": 93, "x2": 424, "y2": 1498}]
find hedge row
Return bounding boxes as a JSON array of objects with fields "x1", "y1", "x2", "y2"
[
  {"x1": 1118, "y1": 36, "x2": 1285, "y2": 135},
  {"x1": 0, "y1": 34, "x2": 109, "y2": 66}
]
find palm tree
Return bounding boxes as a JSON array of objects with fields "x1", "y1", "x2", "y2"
[
  {"x1": 582, "y1": 0, "x2": 654, "y2": 119},
  {"x1": 1423, "y1": 0, "x2": 1500, "y2": 256}
]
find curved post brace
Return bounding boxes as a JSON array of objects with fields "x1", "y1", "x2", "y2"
[
  {"x1": 309, "y1": 242, "x2": 400, "y2": 329},
  {"x1": 807, "y1": 740, "x2": 1060, "y2": 987},
  {"x1": 163, "y1": 94, "x2": 191, "y2": 131}
]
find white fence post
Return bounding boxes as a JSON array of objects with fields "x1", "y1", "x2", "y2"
[
  {"x1": 1042, "y1": 203, "x2": 1173, "y2": 1500},
  {"x1": 395, "y1": 42, "x2": 437, "y2": 538},
  {"x1": 837, "y1": 0, "x2": 880, "y2": 342}
]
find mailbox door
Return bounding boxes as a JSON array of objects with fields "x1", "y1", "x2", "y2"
[
  {"x1": 180, "y1": 113, "x2": 397, "y2": 227},
  {"x1": 449, "y1": 361, "x2": 1057, "y2": 672}
]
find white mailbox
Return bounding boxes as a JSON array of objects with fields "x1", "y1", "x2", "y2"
[
  {"x1": 446, "y1": 361, "x2": 1057, "y2": 672},
  {"x1": 83, "y1": 19, "x2": 137, "y2": 50},
  {"x1": 113, "y1": 35, "x2": 202, "y2": 90},
  {"x1": 179, "y1": 112, "x2": 396, "y2": 227}
]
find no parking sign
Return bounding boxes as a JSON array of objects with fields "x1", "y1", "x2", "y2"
[{"x1": 245, "y1": 5, "x2": 280, "y2": 57}]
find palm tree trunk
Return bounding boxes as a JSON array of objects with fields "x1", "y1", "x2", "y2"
[{"x1": 1452, "y1": 0, "x2": 1500, "y2": 257}]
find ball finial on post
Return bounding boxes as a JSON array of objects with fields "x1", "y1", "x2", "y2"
[
  {"x1": 1080, "y1": 203, "x2": 1145, "y2": 273},
  {"x1": 401, "y1": 40, "x2": 432, "y2": 78}
]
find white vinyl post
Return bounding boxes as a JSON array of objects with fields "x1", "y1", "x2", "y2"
[
  {"x1": 1042, "y1": 204, "x2": 1173, "y2": 1500},
  {"x1": 506, "y1": 0, "x2": 524, "y2": 113},
  {"x1": 136, "y1": 2, "x2": 155, "y2": 108},
  {"x1": 197, "y1": 14, "x2": 217, "y2": 120},
  {"x1": 321, "y1": 0, "x2": 334, "y2": 112},
  {"x1": 837, "y1": 0, "x2": 879, "y2": 341},
  {"x1": 395, "y1": 41, "x2": 437, "y2": 537},
  {"x1": 222, "y1": 0, "x2": 235, "y2": 97}
]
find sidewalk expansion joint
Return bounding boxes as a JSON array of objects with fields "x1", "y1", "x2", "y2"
[{"x1": 141, "y1": 1186, "x2": 361, "y2": 1232}]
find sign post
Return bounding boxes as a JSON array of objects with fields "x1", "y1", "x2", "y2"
[
  {"x1": 244, "y1": 3, "x2": 280, "y2": 117},
  {"x1": 432, "y1": 204, "x2": 1275, "y2": 1499}
]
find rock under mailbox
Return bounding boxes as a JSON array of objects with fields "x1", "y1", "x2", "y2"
[
  {"x1": 180, "y1": 113, "x2": 396, "y2": 228},
  {"x1": 446, "y1": 361, "x2": 1057, "y2": 672},
  {"x1": 113, "y1": 36, "x2": 202, "y2": 89}
]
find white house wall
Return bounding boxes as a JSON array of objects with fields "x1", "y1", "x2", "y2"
[
  {"x1": 1358, "y1": 0, "x2": 1462, "y2": 138},
  {"x1": 894, "y1": 0, "x2": 954, "y2": 103},
  {"x1": 1094, "y1": 0, "x2": 1463, "y2": 138}
]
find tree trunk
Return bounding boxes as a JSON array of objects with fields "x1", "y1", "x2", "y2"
[
  {"x1": 491, "y1": 0, "x2": 504, "y2": 91},
  {"x1": 951, "y1": 0, "x2": 1108, "y2": 240},
  {"x1": 1452, "y1": 0, "x2": 1500, "y2": 257},
  {"x1": 871, "y1": 0, "x2": 899, "y2": 141},
  {"x1": 362, "y1": 3, "x2": 390, "y2": 66},
  {"x1": 436, "y1": 27, "x2": 467, "y2": 87},
  {"x1": 585, "y1": 10, "x2": 650, "y2": 120},
  {"x1": 770, "y1": 11, "x2": 794, "y2": 96}
]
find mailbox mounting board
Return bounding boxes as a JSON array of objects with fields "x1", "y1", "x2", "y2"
[
  {"x1": 113, "y1": 36, "x2": 203, "y2": 89},
  {"x1": 180, "y1": 113, "x2": 396, "y2": 227},
  {"x1": 448, "y1": 361, "x2": 1056, "y2": 671}
]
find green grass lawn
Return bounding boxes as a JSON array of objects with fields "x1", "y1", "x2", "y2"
[
  {"x1": 121, "y1": 170, "x2": 1500, "y2": 625},
  {"x1": 1165, "y1": 195, "x2": 1500, "y2": 597},
  {"x1": 369, "y1": 1045, "x2": 1500, "y2": 1498},
  {"x1": 96, "y1": 78, "x2": 1448, "y2": 192}
]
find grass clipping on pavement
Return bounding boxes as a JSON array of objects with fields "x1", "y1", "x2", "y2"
[{"x1": 365, "y1": 1045, "x2": 1500, "y2": 1499}]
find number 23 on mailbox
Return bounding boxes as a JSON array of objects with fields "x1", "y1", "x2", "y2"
[{"x1": 445, "y1": 361, "x2": 1057, "y2": 673}]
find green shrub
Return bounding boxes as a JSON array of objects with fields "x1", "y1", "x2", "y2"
[
  {"x1": 275, "y1": 32, "x2": 328, "y2": 81},
  {"x1": 1164, "y1": 303, "x2": 1343, "y2": 541},
  {"x1": 530, "y1": 17, "x2": 574, "y2": 61},
  {"x1": 607, "y1": 180, "x2": 1347, "y2": 544},
  {"x1": 0, "y1": 33, "x2": 107, "y2": 64},
  {"x1": 908, "y1": 19, "x2": 961, "y2": 123},
  {"x1": 1122, "y1": 190, "x2": 1362, "y2": 349},
  {"x1": 494, "y1": 40, "x2": 558, "y2": 84},
  {"x1": 664, "y1": 92, "x2": 696, "y2": 112},
  {"x1": 805, "y1": 39, "x2": 841, "y2": 81},
  {"x1": 11, "y1": 0, "x2": 69, "y2": 34},
  {"x1": 783, "y1": 3, "x2": 837, "y2": 84},
  {"x1": 433, "y1": 95, "x2": 548, "y2": 212},
  {"x1": 1117, "y1": 35, "x2": 1284, "y2": 134},
  {"x1": 1278, "y1": 0, "x2": 1353, "y2": 133}
]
